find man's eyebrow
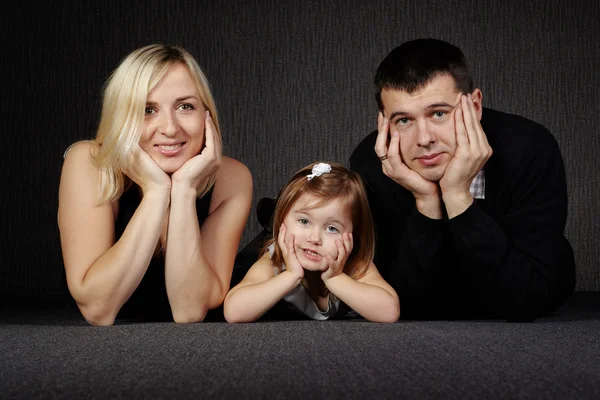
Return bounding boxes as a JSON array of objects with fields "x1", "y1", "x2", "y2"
[
  {"x1": 388, "y1": 102, "x2": 459, "y2": 120},
  {"x1": 425, "y1": 101, "x2": 456, "y2": 109}
]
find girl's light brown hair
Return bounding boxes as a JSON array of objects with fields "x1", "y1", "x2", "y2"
[{"x1": 263, "y1": 162, "x2": 375, "y2": 280}]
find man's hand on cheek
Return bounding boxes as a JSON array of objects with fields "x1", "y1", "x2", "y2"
[
  {"x1": 376, "y1": 112, "x2": 436, "y2": 196},
  {"x1": 440, "y1": 94, "x2": 492, "y2": 217}
]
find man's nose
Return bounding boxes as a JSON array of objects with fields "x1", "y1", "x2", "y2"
[{"x1": 416, "y1": 120, "x2": 436, "y2": 147}]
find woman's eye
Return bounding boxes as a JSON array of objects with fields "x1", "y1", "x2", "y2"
[
  {"x1": 326, "y1": 226, "x2": 339, "y2": 233},
  {"x1": 145, "y1": 107, "x2": 155, "y2": 115},
  {"x1": 298, "y1": 218, "x2": 309, "y2": 225},
  {"x1": 179, "y1": 103, "x2": 194, "y2": 111}
]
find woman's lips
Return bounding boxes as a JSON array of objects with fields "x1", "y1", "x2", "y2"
[
  {"x1": 155, "y1": 142, "x2": 185, "y2": 156},
  {"x1": 418, "y1": 153, "x2": 442, "y2": 166}
]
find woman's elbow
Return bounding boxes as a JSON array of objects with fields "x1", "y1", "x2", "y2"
[
  {"x1": 172, "y1": 304, "x2": 209, "y2": 323},
  {"x1": 78, "y1": 303, "x2": 117, "y2": 326}
]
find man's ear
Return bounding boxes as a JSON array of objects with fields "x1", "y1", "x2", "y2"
[{"x1": 471, "y1": 89, "x2": 483, "y2": 121}]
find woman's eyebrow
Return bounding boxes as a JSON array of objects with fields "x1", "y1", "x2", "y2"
[{"x1": 145, "y1": 95, "x2": 199, "y2": 105}]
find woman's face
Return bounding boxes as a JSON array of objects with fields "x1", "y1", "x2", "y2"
[{"x1": 140, "y1": 63, "x2": 205, "y2": 174}]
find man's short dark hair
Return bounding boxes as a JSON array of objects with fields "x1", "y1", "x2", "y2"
[{"x1": 374, "y1": 38, "x2": 473, "y2": 110}]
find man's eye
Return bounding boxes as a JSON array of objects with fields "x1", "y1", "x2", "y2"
[
  {"x1": 433, "y1": 111, "x2": 445, "y2": 119},
  {"x1": 395, "y1": 118, "x2": 411, "y2": 129}
]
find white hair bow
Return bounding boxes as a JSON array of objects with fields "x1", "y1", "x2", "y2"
[{"x1": 306, "y1": 163, "x2": 332, "y2": 180}]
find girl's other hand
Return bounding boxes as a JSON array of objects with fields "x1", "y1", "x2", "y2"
[{"x1": 322, "y1": 232, "x2": 353, "y2": 281}]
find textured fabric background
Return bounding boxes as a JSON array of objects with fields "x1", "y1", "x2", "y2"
[{"x1": 2, "y1": 0, "x2": 598, "y2": 298}]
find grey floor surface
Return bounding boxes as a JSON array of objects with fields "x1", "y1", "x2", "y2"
[{"x1": 1, "y1": 293, "x2": 599, "y2": 399}]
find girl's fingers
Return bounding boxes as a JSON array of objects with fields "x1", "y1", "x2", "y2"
[{"x1": 344, "y1": 232, "x2": 353, "y2": 254}]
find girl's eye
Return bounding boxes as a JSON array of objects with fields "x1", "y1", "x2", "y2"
[
  {"x1": 298, "y1": 218, "x2": 309, "y2": 225},
  {"x1": 145, "y1": 107, "x2": 155, "y2": 115},
  {"x1": 326, "y1": 226, "x2": 339, "y2": 233}
]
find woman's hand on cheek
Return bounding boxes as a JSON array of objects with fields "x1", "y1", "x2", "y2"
[
  {"x1": 123, "y1": 144, "x2": 171, "y2": 195},
  {"x1": 172, "y1": 110, "x2": 222, "y2": 192},
  {"x1": 278, "y1": 224, "x2": 304, "y2": 280},
  {"x1": 321, "y1": 232, "x2": 353, "y2": 282}
]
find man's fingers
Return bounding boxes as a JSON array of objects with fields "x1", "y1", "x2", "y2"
[
  {"x1": 461, "y1": 95, "x2": 480, "y2": 148},
  {"x1": 387, "y1": 129, "x2": 401, "y2": 164},
  {"x1": 454, "y1": 99, "x2": 470, "y2": 150},
  {"x1": 374, "y1": 112, "x2": 390, "y2": 158}
]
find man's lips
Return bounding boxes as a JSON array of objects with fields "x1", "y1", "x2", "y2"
[{"x1": 417, "y1": 153, "x2": 443, "y2": 166}]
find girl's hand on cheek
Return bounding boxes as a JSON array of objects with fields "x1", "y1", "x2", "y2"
[
  {"x1": 123, "y1": 144, "x2": 171, "y2": 195},
  {"x1": 322, "y1": 232, "x2": 353, "y2": 281},
  {"x1": 277, "y1": 223, "x2": 304, "y2": 280}
]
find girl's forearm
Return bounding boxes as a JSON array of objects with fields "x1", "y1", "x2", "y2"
[
  {"x1": 224, "y1": 271, "x2": 301, "y2": 323},
  {"x1": 325, "y1": 274, "x2": 400, "y2": 323}
]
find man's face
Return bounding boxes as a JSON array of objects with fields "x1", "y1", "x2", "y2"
[{"x1": 381, "y1": 74, "x2": 481, "y2": 182}]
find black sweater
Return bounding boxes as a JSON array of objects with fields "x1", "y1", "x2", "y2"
[{"x1": 350, "y1": 108, "x2": 575, "y2": 321}]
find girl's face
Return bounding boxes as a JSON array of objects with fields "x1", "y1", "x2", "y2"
[
  {"x1": 282, "y1": 193, "x2": 353, "y2": 272},
  {"x1": 140, "y1": 63, "x2": 206, "y2": 174}
]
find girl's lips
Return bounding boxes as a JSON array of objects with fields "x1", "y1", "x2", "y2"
[
  {"x1": 300, "y1": 248, "x2": 322, "y2": 262},
  {"x1": 155, "y1": 142, "x2": 186, "y2": 156},
  {"x1": 418, "y1": 153, "x2": 442, "y2": 166}
]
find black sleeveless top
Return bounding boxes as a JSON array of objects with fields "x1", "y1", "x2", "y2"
[{"x1": 114, "y1": 184, "x2": 214, "y2": 321}]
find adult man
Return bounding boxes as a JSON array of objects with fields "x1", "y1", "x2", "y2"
[{"x1": 350, "y1": 38, "x2": 575, "y2": 321}]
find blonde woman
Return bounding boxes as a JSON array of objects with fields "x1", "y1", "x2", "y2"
[{"x1": 58, "y1": 45, "x2": 252, "y2": 325}]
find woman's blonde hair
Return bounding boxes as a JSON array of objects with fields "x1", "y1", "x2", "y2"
[
  {"x1": 263, "y1": 162, "x2": 375, "y2": 281},
  {"x1": 92, "y1": 44, "x2": 221, "y2": 202}
]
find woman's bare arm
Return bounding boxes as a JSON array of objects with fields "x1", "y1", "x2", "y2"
[{"x1": 58, "y1": 142, "x2": 169, "y2": 326}]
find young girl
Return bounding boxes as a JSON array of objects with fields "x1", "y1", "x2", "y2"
[{"x1": 224, "y1": 162, "x2": 400, "y2": 323}]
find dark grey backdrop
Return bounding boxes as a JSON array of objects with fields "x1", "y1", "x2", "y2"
[{"x1": 2, "y1": 0, "x2": 599, "y2": 301}]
